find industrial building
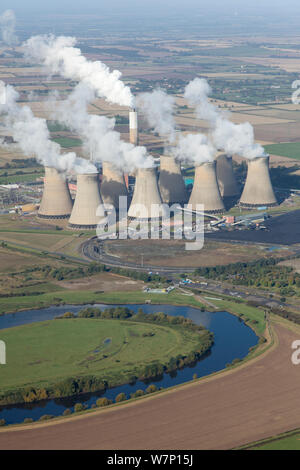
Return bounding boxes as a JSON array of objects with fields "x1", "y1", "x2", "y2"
[
  {"x1": 239, "y1": 156, "x2": 277, "y2": 208},
  {"x1": 188, "y1": 161, "x2": 225, "y2": 213},
  {"x1": 38, "y1": 166, "x2": 73, "y2": 219},
  {"x1": 216, "y1": 154, "x2": 240, "y2": 199},
  {"x1": 158, "y1": 155, "x2": 188, "y2": 205},
  {"x1": 68, "y1": 173, "x2": 106, "y2": 229},
  {"x1": 128, "y1": 167, "x2": 167, "y2": 221},
  {"x1": 129, "y1": 109, "x2": 138, "y2": 146},
  {"x1": 101, "y1": 161, "x2": 128, "y2": 210}
]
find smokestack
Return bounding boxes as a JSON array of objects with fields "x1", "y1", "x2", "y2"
[
  {"x1": 189, "y1": 161, "x2": 225, "y2": 213},
  {"x1": 38, "y1": 166, "x2": 73, "y2": 219},
  {"x1": 159, "y1": 155, "x2": 188, "y2": 205},
  {"x1": 239, "y1": 156, "x2": 277, "y2": 208},
  {"x1": 216, "y1": 154, "x2": 240, "y2": 198},
  {"x1": 68, "y1": 173, "x2": 106, "y2": 229},
  {"x1": 101, "y1": 161, "x2": 128, "y2": 210},
  {"x1": 128, "y1": 167, "x2": 167, "y2": 220},
  {"x1": 129, "y1": 108, "x2": 138, "y2": 146}
]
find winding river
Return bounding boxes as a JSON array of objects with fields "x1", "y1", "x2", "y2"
[{"x1": 0, "y1": 303, "x2": 258, "y2": 425}]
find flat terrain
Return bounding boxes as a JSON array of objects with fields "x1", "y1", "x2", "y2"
[
  {"x1": 104, "y1": 239, "x2": 273, "y2": 268},
  {"x1": 0, "y1": 321, "x2": 299, "y2": 450},
  {"x1": 0, "y1": 318, "x2": 204, "y2": 393}
]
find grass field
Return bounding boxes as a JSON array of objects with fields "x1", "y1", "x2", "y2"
[
  {"x1": 243, "y1": 429, "x2": 300, "y2": 450},
  {"x1": 51, "y1": 137, "x2": 83, "y2": 148},
  {"x1": 0, "y1": 317, "x2": 206, "y2": 392},
  {"x1": 264, "y1": 142, "x2": 300, "y2": 160}
]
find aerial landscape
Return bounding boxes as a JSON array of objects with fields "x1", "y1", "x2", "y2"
[{"x1": 0, "y1": 0, "x2": 300, "y2": 456}]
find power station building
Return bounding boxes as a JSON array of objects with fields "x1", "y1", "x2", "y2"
[
  {"x1": 216, "y1": 154, "x2": 240, "y2": 199},
  {"x1": 158, "y1": 155, "x2": 188, "y2": 205},
  {"x1": 38, "y1": 166, "x2": 73, "y2": 219},
  {"x1": 128, "y1": 167, "x2": 167, "y2": 221},
  {"x1": 189, "y1": 161, "x2": 225, "y2": 213},
  {"x1": 68, "y1": 173, "x2": 106, "y2": 229},
  {"x1": 239, "y1": 156, "x2": 277, "y2": 208},
  {"x1": 101, "y1": 161, "x2": 128, "y2": 210}
]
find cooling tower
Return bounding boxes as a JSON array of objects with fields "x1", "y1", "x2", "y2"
[
  {"x1": 239, "y1": 156, "x2": 277, "y2": 208},
  {"x1": 128, "y1": 167, "x2": 167, "y2": 220},
  {"x1": 129, "y1": 108, "x2": 138, "y2": 146},
  {"x1": 189, "y1": 161, "x2": 225, "y2": 213},
  {"x1": 68, "y1": 173, "x2": 106, "y2": 229},
  {"x1": 38, "y1": 166, "x2": 73, "y2": 219},
  {"x1": 101, "y1": 161, "x2": 128, "y2": 210},
  {"x1": 158, "y1": 155, "x2": 188, "y2": 205},
  {"x1": 216, "y1": 154, "x2": 240, "y2": 198}
]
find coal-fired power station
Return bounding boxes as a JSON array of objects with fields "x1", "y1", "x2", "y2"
[
  {"x1": 38, "y1": 166, "x2": 73, "y2": 219},
  {"x1": 239, "y1": 156, "x2": 277, "y2": 208},
  {"x1": 101, "y1": 161, "x2": 128, "y2": 210},
  {"x1": 128, "y1": 167, "x2": 167, "y2": 221},
  {"x1": 216, "y1": 154, "x2": 240, "y2": 199},
  {"x1": 189, "y1": 161, "x2": 225, "y2": 213},
  {"x1": 158, "y1": 156, "x2": 188, "y2": 205},
  {"x1": 68, "y1": 173, "x2": 106, "y2": 229},
  {"x1": 129, "y1": 109, "x2": 138, "y2": 146}
]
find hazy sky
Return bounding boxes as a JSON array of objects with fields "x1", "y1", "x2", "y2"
[{"x1": 2, "y1": 0, "x2": 300, "y2": 15}]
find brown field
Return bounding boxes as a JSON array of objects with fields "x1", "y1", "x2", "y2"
[
  {"x1": 56, "y1": 272, "x2": 144, "y2": 292},
  {"x1": 0, "y1": 320, "x2": 299, "y2": 450},
  {"x1": 104, "y1": 239, "x2": 274, "y2": 268},
  {"x1": 279, "y1": 258, "x2": 300, "y2": 273}
]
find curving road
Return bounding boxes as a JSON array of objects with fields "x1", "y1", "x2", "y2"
[{"x1": 0, "y1": 322, "x2": 299, "y2": 450}]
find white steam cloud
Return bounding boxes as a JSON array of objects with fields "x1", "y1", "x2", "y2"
[
  {"x1": 172, "y1": 133, "x2": 215, "y2": 166},
  {"x1": 23, "y1": 35, "x2": 134, "y2": 108},
  {"x1": 136, "y1": 89, "x2": 176, "y2": 143},
  {"x1": 0, "y1": 81, "x2": 96, "y2": 174},
  {"x1": 184, "y1": 77, "x2": 266, "y2": 160},
  {"x1": 0, "y1": 10, "x2": 18, "y2": 46},
  {"x1": 52, "y1": 83, "x2": 154, "y2": 172}
]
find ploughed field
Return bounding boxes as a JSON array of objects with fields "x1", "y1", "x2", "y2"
[{"x1": 0, "y1": 317, "x2": 208, "y2": 400}]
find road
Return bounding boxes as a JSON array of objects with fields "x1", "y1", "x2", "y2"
[{"x1": 0, "y1": 322, "x2": 299, "y2": 450}]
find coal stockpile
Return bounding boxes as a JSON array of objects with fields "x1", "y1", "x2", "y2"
[{"x1": 206, "y1": 210, "x2": 300, "y2": 245}]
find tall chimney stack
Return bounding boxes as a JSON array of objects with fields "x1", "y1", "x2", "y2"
[
  {"x1": 239, "y1": 156, "x2": 277, "y2": 208},
  {"x1": 128, "y1": 167, "x2": 167, "y2": 220},
  {"x1": 101, "y1": 161, "x2": 128, "y2": 210},
  {"x1": 216, "y1": 154, "x2": 239, "y2": 198},
  {"x1": 189, "y1": 161, "x2": 225, "y2": 213},
  {"x1": 129, "y1": 108, "x2": 138, "y2": 146},
  {"x1": 68, "y1": 173, "x2": 106, "y2": 229},
  {"x1": 159, "y1": 155, "x2": 188, "y2": 205},
  {"x1": 38, "y1": 166, "x2": 73, "y2": 219}
]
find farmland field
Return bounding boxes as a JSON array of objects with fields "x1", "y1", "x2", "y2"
[{"x1": 264, "y1": 142, "x2": 300, "y2": 160}]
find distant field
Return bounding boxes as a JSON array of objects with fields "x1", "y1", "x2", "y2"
[
  {"x1": 0, "y1": 317, "x2": 205, "y2": 392},
  {"x1": 264, "y1": 142, "x2": 300, "y2": 160},
  {"x1": 51, "y1": 137, "x2": 83, "y2": 148},
  {"x1": 245, "y1": 430, "x2": 300, "y2": 450}
]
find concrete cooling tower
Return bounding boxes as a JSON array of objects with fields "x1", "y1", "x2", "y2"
[
  {"x1": 101, "y1": 161, "x2": 128, "y2": 210},
  {"x1": 68, "y1": 173, "x2": 106, "y2": 229},
  {"x1": 129, "y1": 109, "x2": 138, "y2": 146},
  {"x1": 158, "y1": 155, "x2": 188, "y2": 205},
  {"x1": 216, "y1": 154, "x2": 240, "y2": 198},
  {"x1": 38, "y1": 166, "x2": 73, "y2": 219},
  {"x1": 239, "y1": 156, "x2": 277, "y2": 208},
  {"x1": 128, "y1": 167, "x2": 167, "y2": 220},
  {"x1": 188, "y1": 161, "x2": 225, "y2": 213}
]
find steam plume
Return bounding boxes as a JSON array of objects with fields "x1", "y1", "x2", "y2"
[
  {"x1": 136, "y1": 89, "x2": 176, "y2": 143},
  {"x1": 52, "y1": 83, "x2": 154, "y2": 172},
  {"x1": 172, "y1": 133, "x2": 216, "y2": 166},
  {"x1": 0, "y1": 81, "x2": 96, "y2": 174},
  {"x1": 0, "y1": 10, "x2": 18, "y2": 46},
  {"x1": 184, "y1": 77, "x2": 266, "y2": 159},
  {"x1": 23, "y1": 35, "x2": 134, "y2": 108}
]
